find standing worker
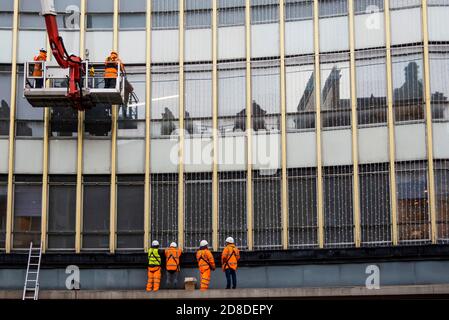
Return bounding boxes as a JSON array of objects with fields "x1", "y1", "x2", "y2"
[
  {"x1": 104, "y1": 50, "x2": 125, "y2": 88},
  {"x1": 196, "y1": 240, "x2": 215, "y2": 291},
  {"x1": 146, "y1": 240, "x2": 163, "y2": 292},
  {"x1": 165, "y1": 242, "x2": 182, "y2": 289},
  {"x1": 221, "y1": 237, "x2": 240, "y2": 289},
  {"x1": 33, "y1": 49, "x2": 47, "y2": 88}
]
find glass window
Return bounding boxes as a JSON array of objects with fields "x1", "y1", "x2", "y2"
[
  {"x1": 16, "y1": 68, "x2": 44, "y2": 137},
  {"x1": 286, "y1": 56, "x2": 315, "y2": 131},
  {"x1": 253, "y1": 170, "x2": 282, "y2": 249},
  {"x1": 87, "y1": 0, "x2": 114, "y2": 12},
  {"x1": 429, "y1": 46, "x2": 449, "y2": 122},
  {"x1": 356, "y1": 49, "x2": 388, "y2": 126},
  {"x1": 151, "y1": 0, "x2": 179, "y2": 29},
  {"x1": 390, "y1": 0, "x2": 421, "y2": 9},
  {"x1": 85, "y1": 105, "x2": 112, "y2": 137},
  {"x1": 0, "y1": 13, "x2": 13, "y2": 28},
  {"x1": 288, "y1": 168, "x2": 317, "y2": 248},
  {"x1": 151, "y1": 11, "x2": 179, "y2": 29},
  {"x1": 435, "y1": 160, "x2": 449, "y2": 243},
  {"x1": 354, "y1": 0, "x2": 384, "y2": 13},
  {"x1": 118, "y1": 68, "x2": 146, "y2": 137},
  {"x1": 320, "y1": 53, "x2": 351, "y2": 128},
  {"x1": 218, "y1": 0, "x2": 245, "y2": 26},
  {"x1": 218, "y1": 171, "x2": 247, "y2": 249},
  {"x1": 185, "y1": 10, "x2": 212, "y2": 28},
  {"x1": 0, "y1": 66, "x2": 11, "y2": 137},
  {"x1": 20, "y1": 0, "x2": 41, "y2": 11},
  {"x1": 86, "y1": 14, "x2": 114, "y2": 29},
  {"x1": 117, "y1": 175, "x2": 144, "y2": 250},
  {"x1": 53, "y1": 0, "x2": 81, "y2": 30},
  {"x1": 19, "y1": 13, "x2": 46, "y2": 30},
  {"x1": 120, "y1": 0, "x2": 146, "y2": 12},
  {"x1": 150, "y1": 66, "x2": 179, "y2": 138},
  {"x1": 184, "y1": 65, "x2": 212, "y2": 136},
  {"x1": 82, "y1": 176, "x2": 110, "y2": 250},
  {"x1": 251, "y1": 0, "x2": 279, "y2": 24},
  {"x1": 152, "y1": 0, "x2": 179, "y2": 11},
  {"x1": 396, "y1": 161, "x2": 430, "y2": 244},
  {"x1": 428, "y1": 0, "x2": 449, "y2": 5},
  {"x1": 285, "y1": 0, "x2": 313, "y2": 21},
  {"x1": 323, "y1": 166, "x2": 354, "y2": 247},
  {"x1": 119, "y1": 13, "x2": 146, "y2": 29},
  {"x1": 47, "y1": 176, "x2": 76, "y2": 250},
  {"x1": 50, "y1": 107, "x2": 78, "y2": 137},
  {"x1": 54, "y1": 0, "x2": 81, "y2": 12},
  {"x1": 13, "y1": 176, "x2": 42, "y2": 249},
  {"x1": 319, "y1": 0, "x2": 348, "y2": 17},
  {"x1": 392, "y1": 46, "x2": 424, "y2": 123},
  {"x1": 218, "y1": 63, "x2": 246, "y2": 135},
  {"x1": 185, "y1": 0, "x2": 212, "y2": 28},
  {"x1": 0, "y1": 177, "x2": 7, "y2": 249},
  {"x1": 184, "y1": 173, "x2": 212, "y2": 251},
  {"x1": 359, "y1": 163, "x2": 391, "y2": 246},
  {"x1": 0, "y1": 0, "x2": 14, "y2": 12},
  {"x1": 151, "y1": 174, "x2": 178, "y2": 247},
  {"x1": 251, "y1": 60, "x2": 281, "y2": 132}
]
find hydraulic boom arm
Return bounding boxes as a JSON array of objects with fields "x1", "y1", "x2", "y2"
[{"x1": 40, "y1": 0, "x2": 84, "y2": 109}]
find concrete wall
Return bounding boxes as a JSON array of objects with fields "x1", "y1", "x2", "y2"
[{"x1": 2, "y1": 260, "x2": 449, "y2": 290}]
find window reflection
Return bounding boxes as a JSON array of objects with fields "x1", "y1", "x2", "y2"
[{"x1": 151, "y1": 66, "x2": 179, "y2": 137}]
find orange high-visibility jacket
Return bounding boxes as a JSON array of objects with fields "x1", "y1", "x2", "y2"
[
  {"x1": 104, "y1": 56, "x2": 125, "y2": 78},
  {"x1": 165, "y1": 247, "x2": 182, "y2": 272},
  {"x1": 33, "y1": 53, "x2": 46, "y2": 77},
  {"x1": 221, "y1": 244, "x2": 240, "y2": 271},
  {"x1": 196, "y1": 249, "x2": 215, "y2": 272}
]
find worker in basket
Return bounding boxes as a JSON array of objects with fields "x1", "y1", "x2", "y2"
[
  {"x1": 104, "y1": 50, "x2": 125, "y2": 89},
  {"x1": 32, "y1": 49, "x2": 47, "y2": 88}
]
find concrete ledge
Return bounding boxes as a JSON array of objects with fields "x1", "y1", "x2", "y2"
[{"x1": 2, "y1": 284, "x2": 449, "y2": 300}]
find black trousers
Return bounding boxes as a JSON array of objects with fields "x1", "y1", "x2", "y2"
[
  {"x1": 105, "y1": 78, "x2": 116, "y2": 89},
  {"x1": 35, "y1": 78, "x2": 43, "y2": 88},
  {"x1": 225, "y1": 269, "x2": 237, "y2": 289}
]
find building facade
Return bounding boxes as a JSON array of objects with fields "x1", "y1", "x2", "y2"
[{"x1": 0, "y1": 0, "x2": 449, "y2": 256}]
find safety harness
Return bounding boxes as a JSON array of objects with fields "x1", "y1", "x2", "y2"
[
  {"x1": 148, "y1": 249, "x2": 161, "y2": 268},
  {"x1": 198, "y1": 251, "x2": 213, "y2": 270},
  {"x1": 167, "y1": 252, "x2": 180, "y2": 272},
  {"x1": 223, "y1": 247, "x2": 237, "y2": 270}
]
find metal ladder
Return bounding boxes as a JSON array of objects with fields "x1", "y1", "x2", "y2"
[{"x1": 22, "y1": 242, "x2": 42, "y2": 300}]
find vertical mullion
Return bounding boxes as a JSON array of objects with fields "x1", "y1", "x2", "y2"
[
  {"x1": 313, "y1": 0, "x2": 324, "y2": 248},
  {"x1": 178, "y1": 0, "x2": 185, "y2": 250},
  {"x1": 212, "y1": 0, "x2": 219, "y2": 251},
  {"x1": 144, "y1": 0, "x2": 152, "y2": 252},
  {"x1": 348, "y1": 0, "x2": 361, "y2": 247},
  {"x1": 279, "y1": 0, "x2": 288, "y2": 250},
  {"x1": 384, "y1": 0, "x2": 398, "y2": 246},
  {"x1": 75, "y1": 0, "x2": 86, "y2": 253},
  {"x1": 40, "y1": 39, "x2": 52, "y2": 253},
  {"x1": 5, "y1": 0, "x2": 19, "y2": 253},
  {"x1": 109, "y1": 0, "x2": 119, "y2": 253},
  {"x1": 245, "y1": 0, "x2": 253, "y2": 251},
  {"x1": 421, "y1": 0, "x2": 437, "y2": 243}
]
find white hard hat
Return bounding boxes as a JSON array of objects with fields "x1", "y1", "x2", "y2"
[
  {"x1": 200, "y1": 240, "x2": 208, "y2": 247},
  {"x1": 170, "y1": 242, "x2": 177, "y2": 248},
  {"x1": 151, "y1": 240, "x2": 159, "y2": 247},
  {"x1": 225, "y1": 237, "x2": 234, "y2": 244}
]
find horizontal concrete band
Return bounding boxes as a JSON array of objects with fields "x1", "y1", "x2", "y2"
[{"x1": 3, "y1": 284, "x2": 449, "y2": 300}]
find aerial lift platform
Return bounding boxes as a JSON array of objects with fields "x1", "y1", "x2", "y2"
[{"x1": 24, "y1": 0, "x2": 132, "y2": 111}]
